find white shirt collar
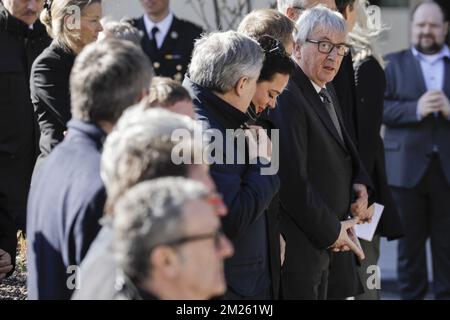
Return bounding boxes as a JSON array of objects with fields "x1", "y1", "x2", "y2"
[
  {"x1": 310, "y1": 80, "x2": 325, "y2": 94},
  {"x1": 143, "y1": 11, "x2": 174, "y2": 40},
  {"x1": 411, "y1": 45, "x2": 450, "y2": 63}
]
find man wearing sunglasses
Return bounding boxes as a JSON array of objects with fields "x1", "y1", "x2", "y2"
[
  {"x1": 271, "y1": 5, "x2": 372, "y2": 299},
  {"x1": 112, "y1": 177, "x2": 233, "y2": 300}
]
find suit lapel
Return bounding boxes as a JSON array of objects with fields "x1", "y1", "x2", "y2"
[
  {"x1": 158, "y1": 17, "x2": 179, "y2": 56},
  {"x1": 293, "y1": 66, "x2": 349, "y2": 152},
  {"x1": 136, "y1": 16, "x2": 158, "y2": 59},
  {"x1": 443, "y1": 57, "x2": 450, "y2": 98}
]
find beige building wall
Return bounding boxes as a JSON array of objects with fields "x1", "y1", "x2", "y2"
[{"x1": 103, "y1": 0, "x2": 411, "y2": 55}]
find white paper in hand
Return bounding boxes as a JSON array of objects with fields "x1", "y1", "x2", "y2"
[{"x1": 355, "y1": 203, "x2": 384, "y2": 242}]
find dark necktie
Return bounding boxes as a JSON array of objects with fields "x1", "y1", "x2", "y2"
[
  {"x1": 151, "y1": 26, "x2": 159, "y2": 51},
  {"x1": 319, "y1": 88, "x2": 344, "y2": 143}
]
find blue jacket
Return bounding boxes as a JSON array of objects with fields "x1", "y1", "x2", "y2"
[
  {"x1": 27, "y1": 120, "x2": 106, "y2": 300},
  {"x1": 383, "y1": 49, "x2": 450, "y2": 188},
  {"x1": 183, "y1": 78, "x2": 280, "y2": 297}
]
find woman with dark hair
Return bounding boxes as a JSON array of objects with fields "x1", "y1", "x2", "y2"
[
  {"x1": 243, "y1": 35, "x2": 294, "y2": 300},
  {"x1": 248, "y1": 35, "x2": 294, "y2": 121},
  {"x1": 31, "y1": 0, "x2": 103, "y2": 170}
]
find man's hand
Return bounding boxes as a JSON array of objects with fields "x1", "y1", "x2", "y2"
[
  {"x1": 351, "y1": 183, "x2": 370, "y2": 223},
  {"x1": 280, "y1": 234, "x2": 286, "y2": 267},
  {"x1": 329, "y1": 220, "x2": 365, "y2": 261},
  {"x1": 0, "y1": 249, "x2": 13, "y2": 281},
  {"x1": 418, "y1": 90, "x2": 446, "y2": 118},
  {"x1": 245, "y1": 125, "x2": 272, "y2": 162}
]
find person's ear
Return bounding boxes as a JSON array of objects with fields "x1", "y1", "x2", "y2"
[
  {"x1": 444, "y1": 21, "x2": 449, "y2": 38},
  {"x1": 293, "y1": 42, "x2": 302, "y2": 61},
  {"x1": 235, "y1": 76, "x2": 249, "y2": 97},
  {"x1": 286, "y1": 7, "x2": 299, "y2": 22},
  {"x1": 150, "y1": 246, "x2": 180, "y2": 279},
  {"x1": 138, "y1": 88, "x2": 150, "y2": 102},
  {"x1": 343, "y1": 5, "x2": 350, "y2": 20}
]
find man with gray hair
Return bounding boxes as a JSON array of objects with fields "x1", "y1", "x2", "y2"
[
  {"x1": 27, "y1": 39, "x2": 153, "y2": 300},
  {"x1": 277, "y1": 0, "x2": 337, "y2": 21},
  {"x1": 183, "y1": 31, "x2": 280, "y2": 299},
  {"x1": 72, "y1": 106, "x2": 227, "y2": 299},
  {"x1": 112, "y1": 177, "x2": 233, "y2": 300},
  {"x1": 98, "y1": 19, "x2": 143, "y2": 45},
  {"x1": 270, "y1": 5, "x2": 371, "y2": 299}
]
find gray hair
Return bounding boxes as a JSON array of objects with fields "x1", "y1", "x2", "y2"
[
  {"x1": 113, "y1": 177, "x2": 209, "y2": 283},
  {"x1": 147, "y1": 77, "x2": 192, "y2": 108},
  {"x1": 294, "y1": 5, "x2": 347, "y2": 45},
  {"x1": 101, "y1": 105, "x2": 200, "y2": 214},
  {"x1": 188, "y1": 31, "x2": 264, "y2": 93},
  {"x1": 100, "y1": 19, "x2": 144, "y2": 46},
  {"x1": 277, "y1": 0, "x2": 306, "y2": 13},
  {"x1": 348, "y1": 0, "x2": 387, "y2": 68},
  {"x1": 70, "y1": 39, "x2": 153, "y2": 123}
]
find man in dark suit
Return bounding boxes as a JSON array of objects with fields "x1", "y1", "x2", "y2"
[
  {"x1": 131, "y1": 0, "x2": 202, "y2": 82},
  {"x1": 0, "y1": 0, "x2": 50, "y2": 279},
  {"x1": 271, "y1": 6, "x2": 370, "y2": 299},
  {"x1": 383, "y1": 1, "x2": 450, "y2": 300}
]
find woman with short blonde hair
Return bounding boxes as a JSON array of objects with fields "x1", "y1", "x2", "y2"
[{"x1": 31, "y1": 0, "x2": 103, "y2": 169}]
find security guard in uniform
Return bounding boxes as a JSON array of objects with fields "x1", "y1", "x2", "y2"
[{"x1": 131, "y1": 0, "x2": 203, "y2": 82}]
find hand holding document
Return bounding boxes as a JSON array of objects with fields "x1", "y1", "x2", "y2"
[{"x1": 355, "y1": 203, "x2": 384, "y2": 242}]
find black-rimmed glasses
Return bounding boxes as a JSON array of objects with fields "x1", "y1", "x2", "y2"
[
  {"x1": 292, "y1": 6, "x2": 305, "y2": 11},
  {"x1": 163, "y1": 229, "x2": 224, "y2": 250},
  {"x1": 306, "y1": 39, "x2": 350, "y2": 56}
]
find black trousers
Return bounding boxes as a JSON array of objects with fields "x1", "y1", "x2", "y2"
[
  {"x1": 0, "y1": 151, "x2": 34, "y2": 274},
  {"x1": 391, "y1": 154, "x2": 450, "y2": 300}
]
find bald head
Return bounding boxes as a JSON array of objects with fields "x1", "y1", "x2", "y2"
[{"x1": 411, "y1": 1, "x2": 449, "y2": 55}]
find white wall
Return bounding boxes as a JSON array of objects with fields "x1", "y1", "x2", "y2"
[
  {"x1": 377, "y1": 8, "x2": 410, "y2": 55},
  {"x1": 103, "y1": 0, "x2": 276, "y2": 30}
]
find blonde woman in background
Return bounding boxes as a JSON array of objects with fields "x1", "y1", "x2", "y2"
[
  {"x1": 30, "y1": 0, "x2": 103, "y2": 172},
  {"x1": 348, "y1": 0, "x2": 403, "y2": 300}
]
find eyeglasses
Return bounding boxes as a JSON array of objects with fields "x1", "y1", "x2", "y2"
[
  {"x1": 306, "y1": 39, "x2": 350, "y2": 56},
  {"x1": 292, "y1": 6, "x2": 305, "y2": 11},
  {"x1": 163, "y1": 229, "x2": 225, "y2": 250}
]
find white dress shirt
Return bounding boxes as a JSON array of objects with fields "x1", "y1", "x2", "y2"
[{"x1": 143, "y1": 12, "x2": 174, "y2": 49}]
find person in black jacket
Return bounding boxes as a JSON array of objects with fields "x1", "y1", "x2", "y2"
[
  {"x1": 344, "y1": 0, "x2": 404, "y2": 300},
  {"x1": 184, "y1": 31, "x2": 280, "y2": 300},
  {"x1": 271, "y1": 6, "x2": 369, "y2": 300},
  {"x1": 0, "y1": 0, "x2": 51, "y2": 279},
  {"x1": 332, "y1": 0, "x2": 404, "y2": 300},
  {"x1": 131, "y1": 0, "x2": 203, "y2": 81},
  {"x1": 30, "y1": 0, "x2": 103, "y2": 170},
  {"x1": 238, "y1": 11, "x2": 296, "y2": 299}
]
